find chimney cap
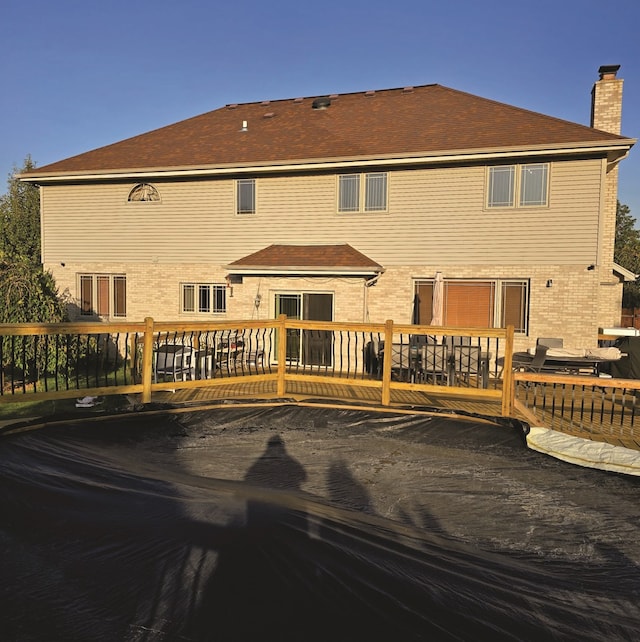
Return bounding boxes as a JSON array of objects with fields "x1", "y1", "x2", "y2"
[{"x1": 598, "y1": 64, "x2": 621, "y2": 80}]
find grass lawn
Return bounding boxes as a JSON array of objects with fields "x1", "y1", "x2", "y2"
[{"x1": 0, "y1": 394, "x2": 133, "y2": 425}]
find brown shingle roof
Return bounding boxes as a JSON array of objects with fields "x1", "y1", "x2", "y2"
[
  {"x1": 228, "y1": 244, "x2": 383, "y2": 272},
  {"x1": 24, "y1": 84, "x2": 632, "y2": 177}
]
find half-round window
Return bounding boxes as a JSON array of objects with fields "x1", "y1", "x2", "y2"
[{"x1": 128, "y1": 183, "x2": 160, "y2": 202}]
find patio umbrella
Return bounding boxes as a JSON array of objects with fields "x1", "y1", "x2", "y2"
[
  {"x1": 431, "y1": 272, "x2": 444, "y2": 326},
  {"x1": 412, "y1": 293, "x2": 421, "y2": 324}
]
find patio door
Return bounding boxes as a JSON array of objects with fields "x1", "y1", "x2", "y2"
[{"x1": 274, "y1": 292, "x2": 333, "y2": 365}]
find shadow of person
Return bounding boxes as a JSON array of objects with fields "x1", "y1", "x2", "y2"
[
  {"x1": 243, "y1": 433, "x2": 308, "y2": 534},
  {"x1": 326, "y1": 458, "x2": 375, "y2": 514},
  {"x1": 191, "y1": 434, "x2": 314, "y2": 641}
]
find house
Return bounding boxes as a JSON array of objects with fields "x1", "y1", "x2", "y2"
[{"x1": 21, "y1": 65, "x2": 635, "y2": 349}]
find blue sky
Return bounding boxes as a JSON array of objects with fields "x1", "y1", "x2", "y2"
[{"x1": 2, "y1": 0, "x2": 639, "y2": 218}]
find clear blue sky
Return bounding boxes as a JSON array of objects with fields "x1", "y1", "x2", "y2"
[{"x1": 2, "y1": 0, "x2": 639, "y2": 218}]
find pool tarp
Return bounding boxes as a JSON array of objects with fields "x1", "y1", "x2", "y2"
[
  {"x1": 1, "y1": 402, "x2": 640, "y2": 641},
  {"x1": 527, "y1": 426, "x2": 640, "y2": 476}
]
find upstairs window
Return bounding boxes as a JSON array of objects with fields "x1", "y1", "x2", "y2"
[
  {"x1": 236, "y1": 179, "x2": 256, "y2": 214},
  {"x1": 181, "y1": 283, "x2": 226, "y2": 314},
  {"x1": 338, "y1": 172, "x2": 388, "y2": 212},
  {"x1": 79, "y1": 274, "x2": 127, "y2": 318},
  {"x1": 128, "y1": 183, "x2": 160, "y2": 202},
  {"x1": 487, "y1": 163, "x2": 548, "y2": 208}
]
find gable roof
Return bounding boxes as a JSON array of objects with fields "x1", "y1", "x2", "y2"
[
  {"x1": 227, "y1": 244, "x2": 383, "y2": 276},
  {"x1": 22, "y1": 83, "x2": 635, "y2": 181}
]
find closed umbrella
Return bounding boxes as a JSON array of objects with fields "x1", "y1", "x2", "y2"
[
  {"x1": 431, "y1": 272, "x2": 444, "y2": 326},
  {"x1": 412, "y1": 293, "x2": 421, "y2": 325}
]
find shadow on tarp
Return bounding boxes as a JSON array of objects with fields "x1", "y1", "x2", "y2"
[{"x1": 1, "y1": 402, "x2": 640, "y2": 641}]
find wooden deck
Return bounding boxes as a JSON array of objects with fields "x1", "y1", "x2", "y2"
[{"x1": 149, "y1": 379, "x2": 640, "y2": 452}]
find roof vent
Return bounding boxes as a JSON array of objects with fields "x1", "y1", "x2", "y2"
[
  {"x1": 293, "y1": 97, "x2": 303, "y2": 103},
  {"x1": 402, "y1": 86, "x2": 414, "y2": 93},
  {"x1": 312, "y1": 96, "x2": 331, "y2": 110},
  {"x1": 260, "y1": 100, "x2": 271, "y2": 106},
  {"x1": 263, "y1": 112, "x2": 275, "y2": 118},
  {"x1": 240, "y1": 120, "x2": 248, "y2": 132},
  {"x1": 365, "y1": 90, "x2": 375, "y2": 97},
  {"x1": 227, "y1": 104, "x2": 238, "y2": 110}
]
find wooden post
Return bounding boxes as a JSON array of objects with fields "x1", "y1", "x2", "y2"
[
  {"x1": 141, "y1": 316, "x2": 155, "y2": 404},
  {"x1": 277, "y1": 314, "x2": 287, "y2": 397},
  {"x1": 501, "y1": 324, "x2": 515, "y2": 417},
  {"x1": 381, "y1": 319, "x2": 394, "y2": 406}
]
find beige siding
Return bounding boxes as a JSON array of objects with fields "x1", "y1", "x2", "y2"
[{"x1": 41, "y1": 158, "x2": 603, "y2": 267}]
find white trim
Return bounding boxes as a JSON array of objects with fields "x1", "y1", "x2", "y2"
[
  {"x1": 613, "y1": 262, "x2": 637, "y2": 282},
  {"x1": 226, "y1": 267, "x2": 382, "y2": 277}
]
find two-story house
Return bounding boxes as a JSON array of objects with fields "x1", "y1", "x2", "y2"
[{"x1": 21, "y1": 65, "x2": 635, "y2": 349}]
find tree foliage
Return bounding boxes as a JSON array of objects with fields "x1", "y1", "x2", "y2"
[
  {"x1": 0, "y1": 260, "x2": 66, "y2": 324},
  {"x1": 0, "y1": 155, "x2": 41, "y2": 263},
  {"x1": 614, "y1": 201, "x2": 640, "y2": 308},
  {"x1": 0, "y1": 157, "x2": 69, "y2": 327},
  {"x1": 0, "y1": 157, "x2": 69, "y2": 381}
]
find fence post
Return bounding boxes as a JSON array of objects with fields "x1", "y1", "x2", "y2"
[
  {"x1": 277, "y1": 314, "x2": 287, "y2": 397},
  {"x1": 141, "y1": 316, "x2": 155, "y2": 404},
  {"x1": 381, "y1": 319, "x2": 394, "y2": 406},
  {"x1": 501, "y1": 325, "x2": 515, "y2": 417}
]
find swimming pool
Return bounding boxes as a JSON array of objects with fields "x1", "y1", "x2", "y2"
[{"x1": 1, "y1": 402, "x2": 639, "y2": 640}]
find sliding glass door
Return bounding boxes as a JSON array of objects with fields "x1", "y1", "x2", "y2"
[{"x1": 274, "y1": 292, "x2": 333, "y2": 365}]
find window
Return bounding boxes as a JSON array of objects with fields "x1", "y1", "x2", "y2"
[
  {"x1": 487, "y1": 163, "x2": 548, "y2": 208},
  {"x1": 236, "y1": 179, "x2": 256, "y2": 214},
  {"x1": 79, "y1": 274, "x2": 126, "y2": 318},
  {"x1": 414, "y1": 278, "x2": 529, "y2": 334},
  {"x1": 128, "y1": 183, "x2": 160, "y2": 202},
  {"x1": 338, "y1": 172, "x2": 388, "y2": 212},
  {"x1": 181, "y1": 283, "x2": 226, "y2": 314}
]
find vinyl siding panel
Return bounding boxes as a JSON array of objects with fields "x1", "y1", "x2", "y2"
[{"x1": 41, "y1": 158, "x2": 603, "y2": 266}]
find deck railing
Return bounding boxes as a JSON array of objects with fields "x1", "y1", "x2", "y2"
[
  {"x1": 1, "y1": 317, "x2": 515, "y2": 415},
  {"x1": 512, "y1": 371, "x2": 640, "y2": 440}
]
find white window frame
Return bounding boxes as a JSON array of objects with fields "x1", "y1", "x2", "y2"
[
  {"x1": 338, "y1": 172, "x2": 388, "y2": 212},
  {"x1": 78, "y1": 274, "x2": 127, "y2": 318},
  {"x1": 487, "y1": 163, "x2": 549, "y2": 208},
  {"x1": 181, "y1": 283, "x2": 227, "y2": 314},
  {"x1": 236, "y1": 178, "x2": 256, "y2": 215}
]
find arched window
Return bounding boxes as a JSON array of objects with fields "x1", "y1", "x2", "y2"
[{"x1": 128, "y1": 183, "x2": 160, "y2": 202}]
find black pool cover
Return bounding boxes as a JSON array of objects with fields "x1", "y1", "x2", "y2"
[{"x1": 1, "y1": 402, "x2": 640, "y2": 641}]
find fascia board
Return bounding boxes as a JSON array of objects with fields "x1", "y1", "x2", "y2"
[
  {"x1": 226, "y1": 267, "x2": 382, "y2": 276},
  {"x1": 19, "y1": 139, "x2": 636, "y2": 184}
]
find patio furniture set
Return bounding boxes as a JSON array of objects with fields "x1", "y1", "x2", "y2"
[
  {"x1": 154, "y1": 331, "x2": 264, "y2": 384},
  {"x1": 372, "y1": 336, "x2": 491, "y2": 388}
]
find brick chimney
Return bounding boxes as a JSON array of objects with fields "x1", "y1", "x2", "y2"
[{"x1": 591, "y1": 64, "x2": 623, "y2": 134}]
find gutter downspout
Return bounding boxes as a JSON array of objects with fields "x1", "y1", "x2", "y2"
[{"x1": 363, "y1": 273, "x2": 382, "y2": 322}]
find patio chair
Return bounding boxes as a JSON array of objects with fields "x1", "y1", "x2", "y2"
[
  {"x1": 235, "y1": 349, "x2": 266, "y2": 374},
  {"x1": 154, "y1": 345, "x2": 196, "y2": 387},
  {"x1": 522, "y1": 344, "x2": 549, "y2": 372},
  {"x1": 451, "y1": 345, "x2": 488, "y2": 388},
  {"x1": 390, "y1": 343, "x2": 414, "y2": 381},
  {"x1": 420, "y1": 344, "x2": 450, "y2": 384}
]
